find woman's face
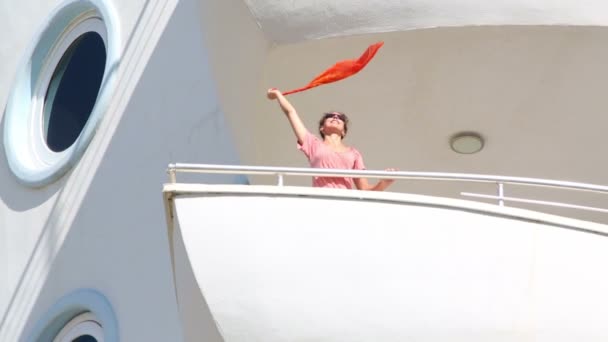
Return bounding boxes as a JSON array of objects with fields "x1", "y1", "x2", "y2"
[{"x1": 322, "y1": 113, "x2": 346, "y2": 137}]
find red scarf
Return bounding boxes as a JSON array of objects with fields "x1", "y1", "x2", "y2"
[{"x1": 283, "y1": 42, "x2": 384, "y2": 96}]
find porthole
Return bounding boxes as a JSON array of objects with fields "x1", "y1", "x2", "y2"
[
  {"x1": 3, "y1": 1, "x2": 119, "y2": 187},
  {"x1": 42, "y1": 30, "x2": 106, "y2": 153},
  {"x1": 26, "y1": 288, "x2": 118, "y2": 342},
  {"x1": 53, "y1": 312, "x2": 103, "y2": 342}
]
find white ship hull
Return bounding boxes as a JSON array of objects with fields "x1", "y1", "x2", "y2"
[{"x1": 2, "y1": 0, "x2": 608, "y2": 340}]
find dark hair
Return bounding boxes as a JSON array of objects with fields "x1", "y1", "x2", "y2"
[{"x1": 319, "y1": 112, "x2": 349, "y2": 139}]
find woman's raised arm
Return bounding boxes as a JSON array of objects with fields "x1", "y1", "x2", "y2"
[{"x1": 267, "y1": 88, "x2": 308, "y2": 144}]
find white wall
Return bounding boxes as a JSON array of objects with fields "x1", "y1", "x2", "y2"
[
  {"x1": 0, "y1": 0, "x2": 260, "y2": 340},
  {"x1": 198, "y1": 0, "x2": 269, "y2": 166},
  {"x1": 171, "y1": 185, "x2": 608, "y2": 341},
  {"x1": 3, "y1": 0, "x2": 608, "y2": 340},
  {"x1": 0, "y1": 0, "x2": 155, "y2": 333},
  {"x1": 253, "y1": 26, "x2": 608, "y2": 224}
]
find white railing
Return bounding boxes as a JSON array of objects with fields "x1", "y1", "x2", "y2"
[{"x1": 166, "y1": 163, "x2": 608, "y2": 214}]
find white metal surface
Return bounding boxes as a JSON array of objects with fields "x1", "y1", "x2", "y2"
[
  {"x1": 3, "y1": 0, "x2": 608, "y2": 341},
  {"x1": 167, "y1": 163, "x2": 608, "y2": 192},
  {"x1": 0, "y1": 0, "x2": 242, "y2": 341},
  {"x1": 167, "y1": 184, "x2": 608, "y2": 341},
  {"x1": 167, "y1": 163, "x2": 608, "y2": 215}
]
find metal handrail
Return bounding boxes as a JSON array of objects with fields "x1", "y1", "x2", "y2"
[
  {"x1": 167, "y1": 163, "x2": 608, "y2": 194},
  {"x1": 166, "y1": 163, "x2": 608, "y2": 214}
]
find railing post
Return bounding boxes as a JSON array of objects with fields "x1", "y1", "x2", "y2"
[
  {"x1": 497, "y1": 182, "x2": 504, "y2": 206},
  {"x1": 168, "y1": 169, "x2": 177, "y2": 183},
  {"x1": 277, "y1": 173, "x2": 284, "y2": 186}
]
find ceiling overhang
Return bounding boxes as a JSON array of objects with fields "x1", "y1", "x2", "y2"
[{"x1": 242, "y1": 0, "x2": 608, "y2": 44}]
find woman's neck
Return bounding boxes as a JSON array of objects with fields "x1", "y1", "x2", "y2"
[{"x1": 324, "y1": 134, "x2": 344, "y2": 147}]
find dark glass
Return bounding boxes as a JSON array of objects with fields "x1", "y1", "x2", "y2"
[
  {"x1": 44, "y1": 31, "x2": 106, "y2": 152},
  {"x1": 72, "y1": 335, "x2": 97, "y2": 342}
]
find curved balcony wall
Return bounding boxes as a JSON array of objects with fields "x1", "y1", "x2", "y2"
[{"x1": 165, "y1": 184, "x2": 608, "y2": 341}]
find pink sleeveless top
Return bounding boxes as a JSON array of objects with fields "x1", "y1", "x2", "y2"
[{"x1": 297, "y1": 132, "x2": 366, "y2": 189}]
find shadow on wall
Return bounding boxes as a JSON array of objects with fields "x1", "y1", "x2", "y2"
[
  {"x1": 0, "y1": 141, "x2": 76, "y2": 336},
  {"x1": 0, "y1": 107, "x2": 62, "y2": 211}
]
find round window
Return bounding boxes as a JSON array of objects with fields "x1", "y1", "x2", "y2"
[
  {"x1": 43, "y1": 30, "x2": 106, "y2": 153},
  {"x1": 26, "y1": 289, "x2": 118, "y2": 342},
  {"x1": 52, "y1": 312, "x2": 103, "y2": 342},
  {"x1": 3, "y1": 2, "x2": 119, "y2": 187}
]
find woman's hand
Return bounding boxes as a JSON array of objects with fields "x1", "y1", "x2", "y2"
[
  {"x1": 355, "y1": 168, "x2": 398, "y2": 191},
  {"x1": 380, "y1": 168, "x2": 398, "y2": 187},
  {"x1": 267, "y1": 88, "x2": 281, "y2": 100}
]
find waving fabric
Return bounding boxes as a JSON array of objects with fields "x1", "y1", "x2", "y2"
[{"x1": 283, "y1": 42, "x2": 384, "y2": 96}]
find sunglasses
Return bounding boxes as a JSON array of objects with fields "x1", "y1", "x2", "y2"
[{"x1": 324, "y1": 113, "x2": 347, "y2": 122}]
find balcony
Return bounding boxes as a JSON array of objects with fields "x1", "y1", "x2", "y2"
[{"x1": 163, "y1": 164, "x2": 608, "y2": 341}]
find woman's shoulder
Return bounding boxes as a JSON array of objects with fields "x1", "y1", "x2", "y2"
[
  {"x1": 343, "y1": 146, "x2": 363, "y2": 161},
  {"x1": 347, "y1": 145, "x2": 362, "y2": 155},
  {"x1": 306, "y1": 131, "x2": 322, "y2": 144},
  {"x1": 298, "y1": 131, "x2": 322, "y2": 149}
]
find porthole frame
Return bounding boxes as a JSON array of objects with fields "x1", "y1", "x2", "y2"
[
  {"x1": 52, "y1": 312, "x2": 104, "y2": 342},
  {"x1": 3, "y1": 0, "x2": 120, "y2": 187},
  {"x1": 26, "y1": 288, "x2": 118, "y2": 342},
  {"x1": 34, "y1": 16, "x2": 107, "y2": 161}
]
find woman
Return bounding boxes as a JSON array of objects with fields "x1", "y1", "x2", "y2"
[{"x1": 267, "y1": 88, "x2": 395, "y2": 191}]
